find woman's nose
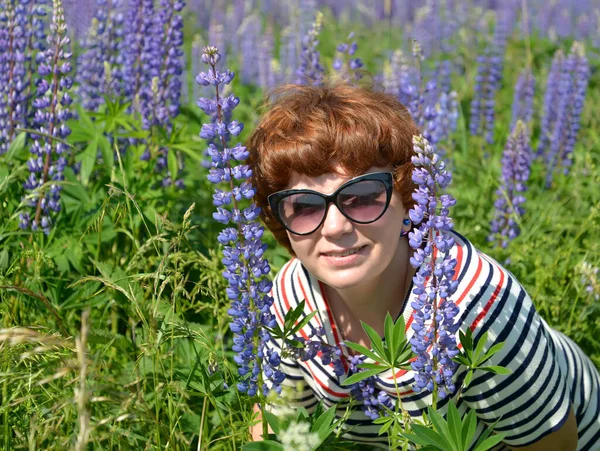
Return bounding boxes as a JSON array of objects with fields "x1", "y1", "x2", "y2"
[{"x1": 320, "y1": 202, "x2": 354, "y2": 238}]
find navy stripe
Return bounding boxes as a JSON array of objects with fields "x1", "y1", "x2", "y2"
[
  {"x1": 465, "y1": 306, "x2": 537, "y2": 396},
  {"x1": 494, "y1": 358, "x2": 560, "y2": 430},
  {"x1": 504, "y1": 380, "x2": 569, "y2": 443},
  {"x1": 470, "y1": 325, "x2": 547, "y2": 414}
]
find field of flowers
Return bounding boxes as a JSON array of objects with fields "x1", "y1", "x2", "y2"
[{"x1": 1, "y1": 0, "x2": 599, "y2": 449}]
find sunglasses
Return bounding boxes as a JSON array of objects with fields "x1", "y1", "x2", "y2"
[{"x1": 267, "y1": 172, "x2": 394, "y2": 235}]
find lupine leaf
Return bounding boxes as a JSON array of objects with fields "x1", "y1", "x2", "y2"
[
  {"x1": 6, "y1": 132, "x2": 26, "y2": 159},
  {"x1": 392, "y1": 315, "x2": 407, "y2": 360},
  {"x1": 357, "y1": 362, "x2": 385, "y2": 370},
  {"x1": 427, "y1": 407, "x2": 453, "y2": 448},
  {"x1": 311, "y1": 405, "x2": 337, "y2": 440},
  {"x1": 472, "y1": 434, "x2": 505, "y2": 451},
  {"x1": 453, "y1": 354, "x2": 471, "y2": 366},
  {"x1": 341, "y1": 368, "x2": 385, "y2": 385},
  {"x1": 98, "y1": 134, "x2": 113, "y2": 170},
  {"x1": 473, "y1": 331, "x2": 489, "y2": 362},
  {"x1": 242, "y1": 440, "x2": 285, "y2": 451},
  {"x1": 290, "y1": 311, "x2": 317, "y2": 335},
  {"x1": 479, "y1": 366, "x2": 512, "y2": 375},
  {"x1": 461, "y1": 409, "x2": 478, "y2": 449},
  {"x1": 479, "y1": 342, "x2": 506, "y2": 365},
  {"x1": 404, "y1": 424, "x2": 448, "y2": 448},
  {"x1": 78, "y1": 137, "x2": 98, "y2": 187},
  {"x1": 167, "y1": 149, "x2": 178, "y2": 186},
  {"x1": 283, "y1": 300, "x2": 306, "y2": 332},
  {"x1": 384, "y1": 313, "x2": 395, "y2": 349},
  {"x1": 344, "y1": 342, "x2": 383, "y2": 363},
  {"x1": 263, "y1": 410, "x2": 280, "y2": 435},
  {"x1": 360, "y1": 321, "x2": 387, "y2": 361},
  {"x1": 446, "y1": 402, "x2": 462, "y2": 450},
  {"x1": 463, "y1": 370, "x2": 474, "y2": 389},
  {"x1": 376, "y1": 417, "x2": 394, "y2": 435}
]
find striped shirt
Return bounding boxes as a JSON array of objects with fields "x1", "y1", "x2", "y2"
[{"x1": 266, "y1": 231, "x2": 600, "y2": 450}]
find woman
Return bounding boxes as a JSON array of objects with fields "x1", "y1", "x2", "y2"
[{"x1": 246, "y1": 82, "x2": 600, "y2": 450}]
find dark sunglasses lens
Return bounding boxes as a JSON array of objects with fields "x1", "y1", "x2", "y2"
[
  {"x1": 279, "y1": 193, "x2": 326, "y2": 234},
  {"x1": 338, "y1": 179, "x2": 388, "y2": 222}
]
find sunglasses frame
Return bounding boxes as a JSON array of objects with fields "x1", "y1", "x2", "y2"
[{"x1": 267, "y1": 171, "x2": 395, "y2": 236}]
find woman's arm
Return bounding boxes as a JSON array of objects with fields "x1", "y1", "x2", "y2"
[
  {"x1": 250, "y1": 403, "x2": 273, "y2": 441},
  {"x1": 508, "y1": 406, "x2": 578, "y2": 451}
]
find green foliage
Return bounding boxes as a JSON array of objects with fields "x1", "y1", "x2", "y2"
[
  {"x1": 342, "y1": 313, "x2": 413, "y2": 385},
  {"x1": 453, "y1": 329, "x2": 511, "y2": 390},
  {"x1": 402, "y1": 403, "x2": 505, "y2": 451}
]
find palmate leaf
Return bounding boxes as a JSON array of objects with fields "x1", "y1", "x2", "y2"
[{"x1": 402, "y1": 424, "x2": 449, "y2": 449}]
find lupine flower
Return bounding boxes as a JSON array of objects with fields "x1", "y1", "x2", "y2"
[
  {"x1": 407, "y1": 135, "x2": 460, "y2": 400},
  {"x1": 239, "y1": 14, "x2": 260, "y2": 86},
  {"x1": 510, "y1": 69, "x2": 535, "y2": 130},
  {"x1": 488, "y1": 121, "x2": 533, "y2": 248},
  {"x1": 537, "y1": 50, "x2": 564, "y2": 157},
  {"x1": 545, "y1": 42, "x2": 589, "y2": 184},
  {"x1": 197, "y1": 46, "x2": 283, "y2": 396},
  {"x1": 19, "y1": 0, "x2": 73, "y2": 234},
  {"x1": 347, "y1": 354, "x2": 393, "y2": 420},
  {"x1": 76, "y1": 0, "x2": 124, "y2": 111},
  {"x1": 120, "y1": 0, "x2": 155, "y2": 108},
  {"x1": 469, "y1": 49, "x2": 502, "y2": 144},
  {"x1": 257, "y1": 28, "x2": 275, "y2": 89},
  {"x1": 333, "y1": 32, "x2": 363, "y2": 82},
  {"x1": 279, "y1": 26, "x2": 298, "y2": 83},
  {"x1": 389, "y1": 44, "x2": 458, "y2": 147},
  {"x1": 470, "y1": 20, "x2": 506, "y2": 144},
  {"x1": 0, "y1": 0, "x2": 47, "y2": 155},
  {"x1": 295, "y1": 11, "x2": 325, "y2": 86}
]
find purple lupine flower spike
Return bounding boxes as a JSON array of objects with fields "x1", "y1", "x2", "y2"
[
  {"x1": 197, "y1": 46, "x2": 284, "y2": 396},
  {"x1": 295, "y1": 11, "x2": 325, "y2": 86},
  {"x1": 558, "y1": 42, "x2": 589, "y2": 175},
  {"x1": 408, "y1": 135, "x2": 460, "y2": 400},
  {"x1": 76, "y1": 0, "x2": 124, "y2": 111},
  {"x1": 19, "y1": 0, "x2": 73, "y2": 234},
  {"x1": 333, "y1": 32, "x2": 363, "y2": 82},
  {"x1": 544, "y1": 42, "x2": 589, "y2": 186},
  {"x1": 537, "y1": 50, "x2": 564, "y2": 158},
  {"x1": 510, "y1": 69, "x2": 535, "y2": 131},
  {"x1": 489, "y1": 121, "x2": 533, "y2": 248},
  {"x1": 0, "y1": 0, "x2": 44, "y2": 155}
]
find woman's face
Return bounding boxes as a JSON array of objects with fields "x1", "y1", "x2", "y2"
[{"x1": 284, "y1": 165, "x2": 409, "y2": 292}]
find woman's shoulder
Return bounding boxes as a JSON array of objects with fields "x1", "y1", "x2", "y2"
[{"x1": 447, "y1": 230, "x2": 535, "y2": 333}]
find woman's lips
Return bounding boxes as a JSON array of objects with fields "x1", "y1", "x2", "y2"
[{"x1": 320, "y1": 245, "x2": 367, "y2": 266}]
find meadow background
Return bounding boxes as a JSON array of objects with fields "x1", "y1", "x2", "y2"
[{"x1": 0, "y1": 0, "x2": 599, "y2": 449}]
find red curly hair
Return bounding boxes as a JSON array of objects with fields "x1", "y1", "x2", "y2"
[{"x1": 246, "y1": 81, "x2": 420, "y2": 255}]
